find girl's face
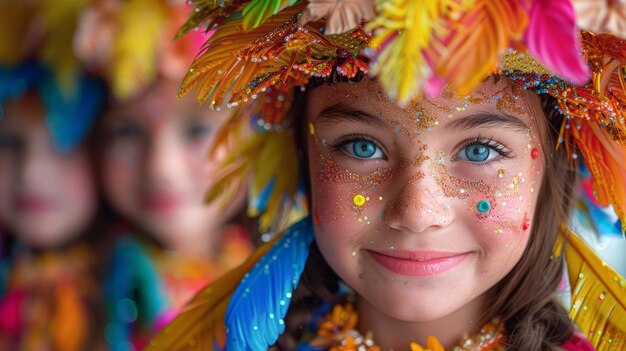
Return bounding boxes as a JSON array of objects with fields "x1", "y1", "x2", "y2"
[
  {"x1": 101, "y1": 79, "x2": 232, "y2": 250},
  {"x1": 306, "y1": 78, "x2": 546, "y2": 322},
  {"x1": 0, "y1": 93, "x2": 97, "y2": 249}
]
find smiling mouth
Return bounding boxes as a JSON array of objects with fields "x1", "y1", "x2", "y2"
[{"x1": 367, "y1": 250, "x2": 470, "y2": 276}]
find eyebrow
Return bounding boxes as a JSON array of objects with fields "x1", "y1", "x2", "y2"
[
  {"x1": 446, "y1": 112, "x2": 530, "y2": 133},
  {"x1": 317, "y1": 102, "x2": 387, "y2": 128}
]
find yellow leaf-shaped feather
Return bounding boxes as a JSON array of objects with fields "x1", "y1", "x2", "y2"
[
  {"x1": 38, "y1": 0, "x2": 89, "y2": 92},
  {"x1": 562, "y1": 227, "x2": 626, "y2": 350},
  {"x1": 367, "y1": 0, "x2": 474, "y2": 105},
  {"x1": 109, "y1": 0, "x2": 168, "y2": 98}
]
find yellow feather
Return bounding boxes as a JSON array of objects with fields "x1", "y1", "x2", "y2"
[
  {"x1": 109, "y1": 0, "x2": 169, "y2": 98},
  {"x1": 38, "y1": 0, "x2": 90, "y2": 92},
  {"x1": 562, "y1": 226, "x2": 626, "y2": 350},
  {"x1": 367, "y1": 0, "x2": 474, "y2": 105},
  {"x1": 145, "y1": 231, "x2": 285, "y2": 351}
]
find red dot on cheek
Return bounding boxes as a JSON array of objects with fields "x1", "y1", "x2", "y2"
[
  {"x1": 531, "y1": 148, "x2": 540, "y2": 159},
  {"x1": 522, "y1": 214, "x2": 531, "y2": 231}
]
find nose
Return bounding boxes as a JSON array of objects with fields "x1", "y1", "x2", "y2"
[
  {"x1": 19, "y1": 133, "x2": 56, "y2": 190},
  {"x1": 144, "y1": 130, "x2": 186, "y2": 189},
  {"x1": 383, "y1": 169, "x2": 453, "y2": 234}
]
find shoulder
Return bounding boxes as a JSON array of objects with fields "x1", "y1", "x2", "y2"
[{"x1": 561, "y1": 333, "x2": 594, "y2": 351}]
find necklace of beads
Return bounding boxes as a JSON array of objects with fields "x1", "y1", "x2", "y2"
[{"x1": 306, "y1": 302, "x2": 506, "y2": 351}]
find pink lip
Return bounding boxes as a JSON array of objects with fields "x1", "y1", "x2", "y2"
[
  {"x1": 367, "y1": 249, "x2": 470, "y2": 276},
  {"x1": 14, "y1": 194, "x2": 53, "y2": 214},
  {"x1": 142, "y1": 194, "x2": 183, "y2": 214}
]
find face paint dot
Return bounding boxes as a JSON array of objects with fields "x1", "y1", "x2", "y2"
[
  {"x1": 495, "y1": 227, "x2": 504, "y2": 235},
  {"x1": 477, "y1": 200, "x2": 491, "y2": 213},
  {"x1": 353, "y1": 194, "x2": 366, "y2": 207},
  {"x1": 497, "y1": 169, "x2": 505, "y2": 178},
  {"x1": 351, "y1": 250, "x2": 357, "y2": 257},
  {"x1": 378, "y1": 196, "x2": 383, "y2": 200},
  {"x1": 531, "y1": 148, "x2": 540, "y2": 159},
  {"x1": 389, "y1": 245, "x2": 395, "y2": 250},
  {"x1": 522, "y1": 213, "x2": 531, "y2": 231},
  {"x1": 530, "y1": 187, "x2": 535, "y2": 193},
  {"x1": 308, "y1": 122, "x2": 316, "y2": 135},
  {"x1": 460, "y1": 189, "x2": 465, "y2": 194}
]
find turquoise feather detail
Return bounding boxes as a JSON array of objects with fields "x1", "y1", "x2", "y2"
[{"x1": 225, "y1": 216, "x2": 313, "y2": 350}]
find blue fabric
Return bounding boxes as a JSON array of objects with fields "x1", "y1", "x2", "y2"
[{"x1": 103, "y1": 236, "x2": 170, "y2": 351}]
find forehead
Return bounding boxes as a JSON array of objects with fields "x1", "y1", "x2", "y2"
[{"x1": 306, "y1": 77, "x2": 542, "y2": 130}]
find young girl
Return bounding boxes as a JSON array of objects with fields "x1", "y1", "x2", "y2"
[
  {"x1": 72, "y1": 1, "x2": 254, "y2": 349},
  {"x1": 147, "y1": 1, "x2": 625, "y2": 350},
  {"x1": 0, "y1": 62, "x2": 106, "y2": 350}
]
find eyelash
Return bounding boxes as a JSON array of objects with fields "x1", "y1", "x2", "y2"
[
  {"x1": 454, "y1": 137, "x2": 513, "y2": 165},
  {"x1": 331, "y1": 134, "x2": 388, "y2": 160}
]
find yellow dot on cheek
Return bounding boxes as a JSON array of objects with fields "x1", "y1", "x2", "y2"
[
  {"x1": 353, "y1": 194, "x2": 366, "y2": 207},
  {"x1": 308, "y1": 122, "x2": 316, "y2": 135}
]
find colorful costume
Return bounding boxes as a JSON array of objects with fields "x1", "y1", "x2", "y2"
[{"x1": 143, "y1": 0, "x2": 626, "y2": 351}]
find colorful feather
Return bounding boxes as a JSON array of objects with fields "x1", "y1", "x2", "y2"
[
  {"x1": 37, "y1": 0, "x2": 89, "y2": 91},
  {"x1": 367, "y1": 0, "x2": 472, "y2": 105},
  {"x1": 300, "y1": 0, "x2": 375, "y2": 35},
  {"x1": 562, "y1": 227, "x2": 626, "y2": 350},
  {"x1": 242, "y1": 0, "x2": 299, "y2": 31},
  {"x1": 145, "y1": 228, "x2": 288, "y2": 351},
  {"x1": 109, "y1": 0, "x2": 168, "y2": 98},
  {"x1": 225, "y1": 216, "x2": 313, "y2": 350},
  {"x1": 176, "y1": 0, "x2": 249, "y2": 39},
  {"x1": 39, "y1": 69, "x2": 106, "y2": 152},
  {"x1": 436, "y1": 0, "x2": 529, "y2": 95},
  {"x1": 524, "y1": 0, "x2": 590, "y2": 85}
]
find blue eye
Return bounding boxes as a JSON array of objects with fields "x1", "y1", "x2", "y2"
[
  {"x1": 465, "y1": 144, "x2": 490, "y2": 162},
  {"x1": 340, "y1": 138, "x2": 385, "y2": 159},
  {"x1": 456, "y1": 139, "x2": 509, "y2": 163}
]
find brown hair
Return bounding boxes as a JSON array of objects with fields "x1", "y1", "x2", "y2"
[{"x1": 276, "y1": 80, "x2": 580, "y2": 351}]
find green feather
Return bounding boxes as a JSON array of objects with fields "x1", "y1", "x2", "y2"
[{"x1": 242, "y1": 0, "x2": 299, "y2": 30}]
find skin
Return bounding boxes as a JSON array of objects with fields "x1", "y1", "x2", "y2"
[
  {"x1": 0, "y1": 93, "x2": 97, "y2": 249},
  {"x1": 306, "y1": 78, "x2": 546, "y2": 349},
  {"x1": 101, "y1": 78, "x2": 240, "y2": 259}
]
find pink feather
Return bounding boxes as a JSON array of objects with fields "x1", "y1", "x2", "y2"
[{"x1": 524, "y1": 0, "x2": 590, "y2": 85}]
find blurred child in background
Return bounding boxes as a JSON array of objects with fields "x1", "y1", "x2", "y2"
[
  {"x1": 0, "y1": 61, "x2": 106, "y2": 351},
  {"x1": 73, "y1": 1, "x2": 254, "y2": 349}
]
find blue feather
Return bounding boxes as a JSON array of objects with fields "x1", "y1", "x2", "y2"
[
  {"x1": 225, "y1": 216, "x2": 314, "y2": 350},
  {"x1": 0, "y1": 61, "x2": 105, "y2": 151}
]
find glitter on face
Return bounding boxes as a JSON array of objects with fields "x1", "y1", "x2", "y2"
[
  {"x1": 435, "y1": 151, "x2": 446, "y2": 164},
  {"x1": 309, "y1": 122, "x2": 316, "y2": 135},
  {"x1": 497, "y1": 169, "x2": 505, "y2": 178}
]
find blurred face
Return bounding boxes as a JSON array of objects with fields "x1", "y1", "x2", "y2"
[
  {"x1": 0, "y1": 93, "x2": 97, "y2": 249},
  {"x1": 101, "y1": 79, "x2": 233, "y2": 250},
  {"x1": 306, "y1": 78, "x2": 546, "y2": 323}
]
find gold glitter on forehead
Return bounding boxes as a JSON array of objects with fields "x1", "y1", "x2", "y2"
[{"x1": 316, "y1": 160, "x2": 397, "y2": 185}]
